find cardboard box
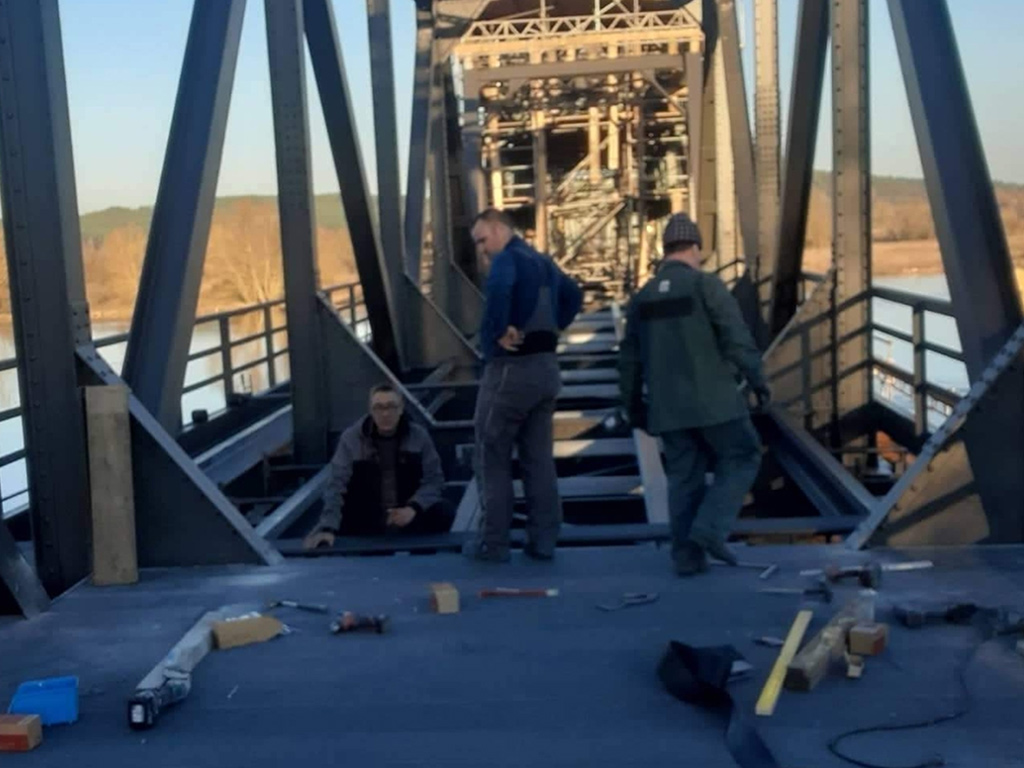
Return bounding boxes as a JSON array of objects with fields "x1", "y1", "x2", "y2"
[
  {"x1": 848, "y1": 623, "x2": 888, "y2": 656},
  {"x1": 430, "y1": 582, "x2": 459, "y2": 614},
  {"x1": 0, "y1": 714, "x2": 42, "y2": 752},
  {"x1": 211, "y1": 613, "x2": 284, "y2": 650}
]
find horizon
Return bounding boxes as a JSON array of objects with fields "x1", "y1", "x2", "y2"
[{"x1": 48, "y1": 0, "x2": 1024, "y2": 214}]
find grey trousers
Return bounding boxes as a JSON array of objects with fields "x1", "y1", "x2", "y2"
[
  {"x1": 474, "y1": 353, "x2": 563, "y2": 554},
  {"x1": 660, "y1": 415, "x2": 761, "y2": 561}
]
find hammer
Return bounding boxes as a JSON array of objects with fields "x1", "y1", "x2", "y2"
[
  {"x1": 821, "y1": 562, "x2": 883, "y2": 589},
  {"x1": 759, "y1": 578, "x2": 834, "y2": 603}
]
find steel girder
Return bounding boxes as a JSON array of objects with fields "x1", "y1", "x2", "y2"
[
  {"x1": 0, "y1": 0, "x2": 92, "y2": 597},
  {"x1": 768, "y1": 0, "x2": 829, "y2": 337},
  {"x1": 264, "y1": 0, "x2": 330, "y2": 464},
  {"x1": 696, "y1": 0, "x2": 719, "y2": 256},
  {"x1": 405, "y1": 3, "x2": 436, "y2": 285},
  {"x1": 754, "y1": 0, "x2": 781, "y2": 302},
  {"x1": 122, "y1": 0, "x2": 246, "y2": 434},
  {"x1": 303, "y1": 0, "x2": 403, "y2": 371},
  {"x1": 888, "y1": 0, "x2": 1024, "y2": 542}
]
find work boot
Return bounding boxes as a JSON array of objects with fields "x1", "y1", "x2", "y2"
[
  {"x1": 462, "y1": 539, "x2": 510, "y2": 563},
  {"x1": 523, "y1": 542, "x2": 554, "y2": 561},
  {"x1": 673, "y1": 541, "x2": 708, "y2": 577},
  {"x1": 701, "y1": 538, "x2": 738, "y2": 567}
]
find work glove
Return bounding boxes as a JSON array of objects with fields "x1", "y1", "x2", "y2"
[{"x1": 752, "y1": 383, "x2": 772, "y2": 411}]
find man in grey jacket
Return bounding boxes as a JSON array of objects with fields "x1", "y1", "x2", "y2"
[{"x1": 303, "y1": 383, "x2": 452, "y2": 549}]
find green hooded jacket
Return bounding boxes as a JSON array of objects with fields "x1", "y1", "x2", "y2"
[{"x1": 618, "y1": 260, "x2": 766, "y2": 434}]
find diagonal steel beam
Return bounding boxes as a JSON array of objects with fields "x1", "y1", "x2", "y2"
[
  {"x1": 304, "y1": 0, "x2": 403, "y2": 371},
  {"x1": 0, "y1": 0, "x2": 93, "y2": 596},
  {"x1": 265, "y1": 0, "x2": 329, "y2": 463},
  {"x1": 768, "y1": 0, "x2": 830, "y2": 337},
  {"x1": 122, "y1": 0, "x2": 246, "y2": 433},
  {"x1": 888, "y1": 0, "x2": 1024, "y2": 542},
  {"x1": 754, "y1": 0, "x2": 780, "y2": 301},
  {"x1": 404, "y1": 3, "x2": 436, "y2": 285}
]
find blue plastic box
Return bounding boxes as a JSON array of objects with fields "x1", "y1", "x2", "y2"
[{"x1": 7, "y1": 676, "x2": 79, "y2": 725}]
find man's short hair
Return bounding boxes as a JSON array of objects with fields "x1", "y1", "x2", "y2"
[
  {"x1": 369, "y1": 382, "x2": 398, "y2": 399},
  {"x1": 473, "y1": 208, "x2": 515, "y2": 229}
]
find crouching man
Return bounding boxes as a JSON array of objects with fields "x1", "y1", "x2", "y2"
[{"x1": 303, "y1": 383, "x2": 453, "y2": 549}]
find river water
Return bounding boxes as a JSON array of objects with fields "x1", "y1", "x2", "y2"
[{"x1": 0, "y1": 275, "x2": 968, "y2": 514}]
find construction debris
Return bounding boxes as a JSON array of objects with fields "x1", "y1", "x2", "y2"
[
  {"x1": 785, "y1": 595, "x2": 871, "y2": 692},
  {"x1": 596, "y1": 592, "x2": 659, "y2": 612},
  {"x1": 0, "y1": 714, "x2": 42, "y2": 752},
  {"x1": 479, "y1": 587, "x2": 559, "y2": 598},
  {"x1": 430, "y1": 583, "x2": 460, "y2": 614},
  {"x1": 211, "y1": 613, "x2": 285, "y2": 650},
  {"x1": 330, "y1": 612, "x2": 389, "y2": 634},
  {"x1": 800, "y1": 560, "x2": 933, "y2": 578},
  {"x1": 755, "y1": 609, "x2": 813, "y2": 716},
  {"x1": 265, "y1": 599, "x2": 328, "y2": 614},
  {"x1": 759, "y1": 578, "x2": 833, "y2": 603},
  {"x1": 845, "y1": 652, "x2": 865, "y2": 679},
  {"x1": 848, "y1": 623, "x2": 889, "y2": 656}
]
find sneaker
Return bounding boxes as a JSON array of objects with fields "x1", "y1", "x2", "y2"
[
  {"x1": 673, "y1": 541, "x2": 708, "y2": 576},
  {"x1": 462, "y1": 539, "x2": 510, "y2": 563},
  {"x1": 523, "y1": 543, "x2": 554, "y2": 561}
]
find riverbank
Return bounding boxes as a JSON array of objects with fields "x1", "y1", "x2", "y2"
[{"x1": 805, "y1": 236, "x2": 1024, "y2": 278}]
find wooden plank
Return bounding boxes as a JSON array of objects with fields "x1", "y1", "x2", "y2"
[
  {"x1": 756, "y1": 609, "x2": 813, "y2": 716},
  {"x1": 85, "y1": 385, "x2": 138, "y2": 586},
  {"x1": 633, "y1": 429, "x2": 668, "y2": 523},
  {"x1": 785, "y1": 595, "x2": 869, "y2": 691}
]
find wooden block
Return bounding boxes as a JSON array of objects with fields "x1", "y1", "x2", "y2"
[
  {"x1": 845, "y1": 653, "x2": 864, "y2": 679},
  {"x1": 430, "y1": 582, "x2": 460, "y2": 614},
  {"x1": 785, "y1": 595, "x2": 869, "y2": 692},
  {"x1": 755, "y1": 609, "x2": 813, "y2": 717},
  {"x1": 0, "y1": 714, "x2": 42, "y2": 752},
  {"x1": 85, "y1": 385, "x2": 138, "y2": 586},
  {"x1": 848, "y1": 623, "x2": 888, "y2": 656},
  {"x1": 212, "y1": 614, "x2": 284, "y2": 649}
]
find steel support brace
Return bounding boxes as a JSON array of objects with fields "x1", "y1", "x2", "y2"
[
  {"x1": 696, "y1": 0, "x2": 719, "y2": 255},
  {"x1": 303, "y1": 0, "x2": 402, "y2": 371},
  {"x1": 265, "y1": 0, "x2": 329, "y2": 464},
  {"x1": 123, "y1": 0, "x2": 245, "y2": 433},
  {"x1": 768, "y1": 0, "x2": 829, "y2": 336},
  {"x1": 0, "y1": 0, "x2": 92, "y2": 596},
  {"x1": 832, "y1": 0, "x2": 872, "y2": 433},
  {"x1": 754, "y1": 0, "x2": 780, "y2": 302},
  {"x1": 0, "y1": 519, "x2": 50, "y2": 617},
  {"x1": 442, "y1": 63, "x2": 482, "y2": 285},
  {"x1": 717, "y1": 0, "x2": 759, "y2": 267},
  {"x1": 404, "y1": 4, "x2": 435, "y2": 285},
  {"x1": 888, "y1": 0, "x2": 1024, "y2": 542}
]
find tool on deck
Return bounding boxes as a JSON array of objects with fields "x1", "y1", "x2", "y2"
[
  {"x1": 759, "y1": 564, "x2": 779, "y2": 580},
  {"x1": 596, "y1": 592, "x2": 659, "y2": 612},
  {"x1": 329, "y1": 612, "x2": 390, "y2": 634},
  {"x1": 479, "y1": 587, "x2": 559, "y2": 598},
  {"x1": 266, "y1": 599, "x2": 329, "y2": 614},
  {"x1": 759, "y1": 579, "x2": 833, "y2": 603},
  {"x1": 800, "y1": 559, "x2": 932, "y2": 579},
  {"x1": 755, "y1": 609, "x2": 813, "y2": 716},
  {"x1": 753, "y1": 636, "x2": 786, "y2": 648}
]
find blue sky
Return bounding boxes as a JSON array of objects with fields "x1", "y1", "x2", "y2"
[{"x1": 59, "y1": 0, "x2": 1024, "y2": 214}]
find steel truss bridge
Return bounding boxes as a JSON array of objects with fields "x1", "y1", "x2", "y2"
[{"x1": 1, "y1": 0, "x2": 1022, "y2": 618}]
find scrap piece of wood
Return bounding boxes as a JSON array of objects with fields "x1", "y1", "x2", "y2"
[
  {"x1": 785, "y1": 596, "x2": 868, "y2": 692},
  {"x1": 85, "y1": 384, "x2": 138, "y2": 586},
  {"x1": 755, "y1": 608, "x2": 813, "y2": 716},
  {"x1": 845, "y1": 652, "x2": 865, "y2": 679},
  {"x1": 848, "y1": 623, "x2": 889, "y2": 656},
  {"x1": 430, "y1": 582, "x2": 460, "y2": 614}
]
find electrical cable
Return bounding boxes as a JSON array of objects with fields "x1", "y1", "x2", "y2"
[{"x1": 826, "y1": 639, "x2": 983, "y2": 768}]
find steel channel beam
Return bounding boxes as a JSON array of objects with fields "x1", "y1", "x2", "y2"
[
  {"x1": 122, "y1": 0, "x2": 246, "y2": 433},
  {"x1": 754, "y1": 0, "x2": 780, "y2": 302},
  {"x1": 888, "y1": 0, "x2": 1024, "y2": 542},
  {"x1": 404, "y1": 4, "x2": 435, "y2": 285},
  {"x1": 462, "y1": 54, "x2": 685, "y2": 95},
  {"x1": 831, "y1": 0, "x2": 872, "y2": 428},
  {"x1": 195, "y1": 406, "x2": 293, "y2": 486},
  {"x1": 265, "y1": 0, "x2": 329, "y2": 464},
  {"x1": 768, "y1": 0, "x2": 830, "y2": 336},
  {"x1": 443, "y1": 62, "x2": 481, "y2": 285},
  {"x1": 717, "y1": 0, "x2": 759, "y2": 268},
  {"x1": 0, "y1": 518, "x2": 50, "y2": 617},
  {"x1": 303, "y1": 0, "x2": 403, "y2": 371},
  {"x1": 0, "y1": 0, "x2": 92, "y2": 596}
]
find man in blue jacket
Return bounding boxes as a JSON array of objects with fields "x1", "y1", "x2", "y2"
[{"x1": 464, "y1": 208, "x2": 584, "y2": 562}]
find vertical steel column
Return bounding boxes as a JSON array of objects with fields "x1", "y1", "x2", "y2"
[
  {"x1": 122, "y1": 0, "x2": 246, "y2": 433},
  {"x1": 697, "y1": 0, "x2": 719, "y2": 256},
  {"x1": 404, "y1": 4, "x2": 435, "y2": 286},
  {"x1": 367, "y1": 0, "x2": 409, "y2": 295},
  {"x1": 768, "y1": 0, "x2": 830, "y2": 336},
  {"x1": 889, "y1": 0, "x2": 1024, "y2": 542},
  {"x1": 533, "y1": 114, "x2": 549, "y2": 253},
  {"x1": 685, "y1": 49, "x2": 703, "y2": 220},
  {"x1": 443, "y1": 64, "x2": 481, "y2": 285},
  {"x1": 304, "y1": 0, "x2": 402, "y2": 370},
  {"x1": 0, "y1": 0, "x2": 92, "y2": 596},
  {"x1": 832, "y1": 0, "x2": 872, "y2": 427},
  {"x1": 754, "y1": 0, "x2": 780, "y2": 300},
  {"x1": 718, "y1": 0, "x2": 759, "y2": 268},
  {"x1": 462, "y1": 90, "x2": 486, "y2": 217},
  {"x1": 265, "y1": 0, "x2": 328, "y2": 464}
]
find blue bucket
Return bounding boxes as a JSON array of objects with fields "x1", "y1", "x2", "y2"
[{"x1": 8, "y1": 676, "x2": 79, "y2": 725}]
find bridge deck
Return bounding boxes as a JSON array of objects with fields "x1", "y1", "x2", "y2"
[{"x1": 1, "y1": 544, "x2": 1022, "y2": 767}]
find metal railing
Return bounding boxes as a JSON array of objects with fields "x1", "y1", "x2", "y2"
[{"x1": 0, "y1": 280, "x2": 366, "y2": 516}]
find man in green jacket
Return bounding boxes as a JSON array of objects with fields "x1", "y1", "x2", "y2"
[{"x1": 619, "y1": 213, "x2": 771, "y2": 575}]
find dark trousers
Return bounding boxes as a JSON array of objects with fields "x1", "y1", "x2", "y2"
[
  {"x1": 337, "y1": 502, "x2": 454, "y2": 537},
  {"x1": 474, "y1": 353, "x2": 563, "y2": 554},
  {"x1": 660, "y1": 415, "x2": 761, "y2": 562}
]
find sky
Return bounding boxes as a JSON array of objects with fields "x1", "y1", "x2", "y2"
[{"x1": 57, "y1": 0, "x2": 1024, "y2": 215}]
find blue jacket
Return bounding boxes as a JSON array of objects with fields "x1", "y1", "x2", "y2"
[{"x1": 479, "y1": 236, "x2": 583, "y2": 361}]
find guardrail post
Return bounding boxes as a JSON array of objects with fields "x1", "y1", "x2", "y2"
[
  {"x1": 264, "y1": 305, "x2": 277, "y2": 387},
  {"x1": 349, "y1": 285, "x2": 357, "y2": 327},
  {"x1": 219, "y1": 316, "x2": 234, "y2": 399},
  {"x1": 912, "y1": 304, "x2": 926, "y2": 437}
]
